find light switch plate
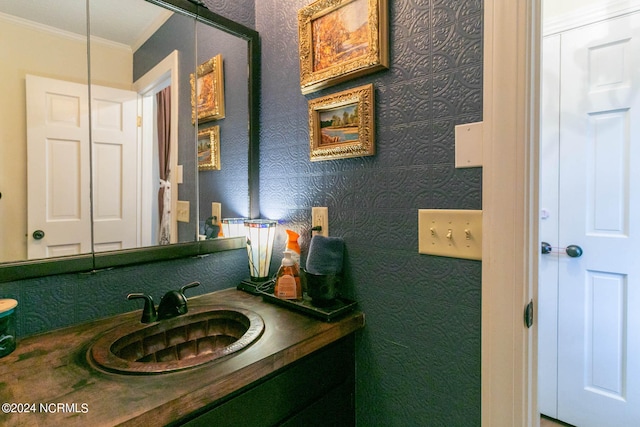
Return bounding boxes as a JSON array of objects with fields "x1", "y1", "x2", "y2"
[
  {"x1": 177, "y1": 201, "x2": 190, "y2": 223},
  {"x1": 418, "y1": 209, "x2": 482, "y2": 260},
  {"x1": 455, "y1": 122, "x2": 483, "y2": 168},
  {"x1": 211, "y1": 202, "x2": 222, "y2": 222},
  {"x1": 176, "y1": 165, "x2": 184, "y2": 184}
]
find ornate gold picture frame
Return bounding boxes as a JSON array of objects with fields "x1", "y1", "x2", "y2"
[
  {"x1": 197, "y1": 126, "x2": 221, "y2": 171},
  {"x1": 308, "y1": 83, "x2": 375, "y2": 161},
  {"x1": 191, "y1": 54, "x2": 225, "y2": 124},
  {"x1": 298, "y1": 0, "x2": 389, "y2": 94}
]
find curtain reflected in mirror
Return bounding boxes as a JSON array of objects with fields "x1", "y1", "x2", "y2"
[{"x1": 157, "y1": 87, "x2": 172, "y2": 245}]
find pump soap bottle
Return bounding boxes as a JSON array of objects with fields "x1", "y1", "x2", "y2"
[
  {"x1": 274, "y1": 251, "x2": 302, "y2": 300},
  {"x1": 285, "y1": 229, "x2": 300, "y2": 267}
]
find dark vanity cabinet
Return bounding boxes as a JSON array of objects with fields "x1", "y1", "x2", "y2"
[{"x1": 177, "y1": 336, "x2": 356, "y2": 427}]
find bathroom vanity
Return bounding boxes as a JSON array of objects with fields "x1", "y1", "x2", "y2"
[{"x1": 0, "y1": 289, "x2": 364, "y2": 426}]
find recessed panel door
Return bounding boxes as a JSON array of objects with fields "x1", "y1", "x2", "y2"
[
  {"x1": 26, "y1": 75, "x2": 91, "y2": 259},
  {"x1": 90, "y1": 85, "x2": 138, "y2": 252},
  {"x1": 541, "y1": 12, "x2": 640, "y2": 427}
]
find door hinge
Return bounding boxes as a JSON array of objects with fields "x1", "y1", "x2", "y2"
[
  {"x1": 137, "y1": 116, "x2": 142, "y2": 127},
  {"x1": 524, "y1": 299, "x2": 534, "y2": 328}
]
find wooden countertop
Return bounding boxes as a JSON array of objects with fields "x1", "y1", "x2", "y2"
[{"x1": 0, "y1": 289, "x2": 364, "y2": 426}]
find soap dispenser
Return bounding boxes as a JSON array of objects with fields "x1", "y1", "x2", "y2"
[
  {"x1": 274, "y1": 251, "x2": 301, "y2": 300},
  {"x1": 285, "y1": 229, "x2": 301, "y2": 267}
]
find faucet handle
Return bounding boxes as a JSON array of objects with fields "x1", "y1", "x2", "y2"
[
  {"x1": 127, "y1": 293, "x2": 157, "y2": 323},
  {"x1": 157, "y1": 282, "x2": 201, "y2": 320},
  {"x1": 180, "y1": 281, "x2": 201, "y2": 294}
]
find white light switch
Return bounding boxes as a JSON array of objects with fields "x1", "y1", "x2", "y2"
[
  {"x1": 211, "y1": 202, "x2": 222, "y2": 222},
  {"x1": 176, "y1": 201, "x2": 190, "y2": 223},
  {"x1": 418, "y1": 209, "x2": 482, "y2": 260},
  {"x1": 176, "y1": 165, "x2": 184, "y2": 184},
  {"x1": 455, "y1": 122, "x2": 483, "y2": 168}
]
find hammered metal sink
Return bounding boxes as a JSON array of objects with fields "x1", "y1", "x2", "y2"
[{"x1": 89, "y1": 306, "x2": 264, "y2": 375}]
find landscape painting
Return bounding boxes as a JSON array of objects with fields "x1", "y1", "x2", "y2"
[
  {"x1": 298, "y1": 0, "x2": 389, "y2": 94},
  {"x1": 197, "y1": 126, "x2": 220, "y2": 171},
  {"x1": 319, "y1": 104, "x2": 359, "y2": 146},
  {"x1": 312, "y1": 0, "x2": 369, "y2": 72},
  {"x1": 190, "y1": 54, "x2": 225, "y2": 123},
  {"x1": 308, "y1": 83, "x2": 375, "y2": 161}
]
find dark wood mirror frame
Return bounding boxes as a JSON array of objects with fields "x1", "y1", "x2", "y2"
[{"x1": 0, "y1": 0, "x2": 260, "y2": 283}]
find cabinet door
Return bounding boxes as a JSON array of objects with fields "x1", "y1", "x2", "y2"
[{"x1": 178, "y1": 336, "x2": 355, "y2": 427}]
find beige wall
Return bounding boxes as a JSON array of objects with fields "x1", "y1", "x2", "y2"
[
  {"x1": 0, "y1": 17, "x2": 132, "y2": 262},
  {"x1": 543, "y1": 0, "x2": 604, "y2": 18}
]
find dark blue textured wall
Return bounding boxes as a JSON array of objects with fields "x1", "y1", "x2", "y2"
[
  {"x1": 196, "y1": 25, "x2": 250, "y2": 220},
  {"x1": 0, "y1": 251, "x2": 248, "y2": 337},
  {"x1": 203, "y1": 0, "x2": 255, "y2": 29},
  {"x1": 256, "y1": 0, "x2": 482, "y2": 425}
]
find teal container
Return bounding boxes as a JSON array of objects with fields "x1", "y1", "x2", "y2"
[{"x1": 0, "y1": 299, "x2": 17, "y2": 358}]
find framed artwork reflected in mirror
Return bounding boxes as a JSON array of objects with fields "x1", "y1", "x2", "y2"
[
  {"x1": 191, "y1": 54, "x2": 225, "y2": 123},
  {"x1": 198, "y1": 126, "x2": 221, "y2": 171}
]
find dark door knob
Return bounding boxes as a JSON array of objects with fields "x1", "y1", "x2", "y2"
[
  {"x1": 32, "y1": 230, "x2": 45, "y2": 240},
  {"x1": 565, "y1": 245, "x2": 583, "y2": 258},
  {"x1": 541, "y1": 242, "x2": 552, "y2": 254}
]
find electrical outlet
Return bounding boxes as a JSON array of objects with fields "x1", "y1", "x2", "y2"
[
  {"x1": 312, "y1": 207, "x2": 329, "y2": 237},
  {"x1": 418, "y1": 209, "x2": 482, "y2": 260},
  {"x1": 176, "y1": 201, "x2": 190, "y2": 223},
  {"x1": 211, "y1": 202, "x2": 222, "y2": 223}
]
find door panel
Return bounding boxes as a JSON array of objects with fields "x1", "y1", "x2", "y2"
[
  {"x1": 540, "y1": 12, "x2": 640, "y2": 427},
  {"x1": 538, "y1": 33, "x2": 561, "y2": 419},
  {"x1": 26, "y1": 75, "x2": 92, "y2": 259},
  {"x1": 27, "y1": 76, "x2": 139, "y2": 258},
  {"x1": 90, "y1": 85, "x2": 138, "y2": 252}
]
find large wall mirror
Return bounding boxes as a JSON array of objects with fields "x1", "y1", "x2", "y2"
[{"x1": 0, "y1": 0, "x2": 259, "y2": 282}]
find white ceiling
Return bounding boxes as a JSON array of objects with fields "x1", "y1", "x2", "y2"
[{"x1": 0, "y1": 0, "x2": 173, "y2": 50}]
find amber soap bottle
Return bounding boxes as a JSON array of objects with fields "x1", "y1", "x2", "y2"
[{"x1": 274, "y1": 251, "x2": 301, "y2": 300}]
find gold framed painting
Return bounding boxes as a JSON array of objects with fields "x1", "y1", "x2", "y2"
[
  {"x1": 308, "y1": 83, "x2": 375, "y2": 161},
  {"x1": 191, "y1": 54, "x2": 225, "y2": 124},
  {"x1": 197, "y1": 126, "x2": 221, "y2": 171},
  {"x1": 298, "y1": 0, "x2": 389, "y2": 94}
]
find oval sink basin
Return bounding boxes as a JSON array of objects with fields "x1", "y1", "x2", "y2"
[{"x1": 89, "y1": 306, "x2": 264, "y2": 375}]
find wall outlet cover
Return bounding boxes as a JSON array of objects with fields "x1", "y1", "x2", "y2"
[{"x1": 312, "y1": 207, "x2": 329, "y2": 237}]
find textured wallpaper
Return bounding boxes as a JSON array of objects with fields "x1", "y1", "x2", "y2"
[
  {"x1": 1, "y1": 0, "x2": 483, "y2": 424},
  {"x1": 202, "y1": 0, "x2": 255, "y2": 29},
  {"x1": 0, "y1": 251, "x2": 248, "y2": 337},
  {"x1": 256, "y1": 0, "x2": 482, "y2": 425}
]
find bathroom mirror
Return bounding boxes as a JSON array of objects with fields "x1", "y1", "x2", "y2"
[{"x1": 0, "y1": 0, "x2": 259, "y2": 282}]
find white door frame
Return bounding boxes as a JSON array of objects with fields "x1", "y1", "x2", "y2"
[
  {"x1": 133, "y1": 50, "x2": 179, "y2": 245},
  {"x1": 482, "y1": 0, "x2": 540, "y2": 425}
]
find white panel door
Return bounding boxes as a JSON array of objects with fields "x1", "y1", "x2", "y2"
[
  {"x1": 538, "y1": 33, "x2": 561, "y2": 419},
  {"x1": 90, "y1": 85, "x2": 138, "y2": 252},
  {"x1": 26, "y1": 75, "x2": 92, "y2": 259},
  {"x1": 542, "y1": 12, "x2": 640, "y2": 427}
]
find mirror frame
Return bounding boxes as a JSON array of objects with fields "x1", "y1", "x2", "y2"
[{"x1": 0, "y1": 0, "x2": 260, "y2": 283}]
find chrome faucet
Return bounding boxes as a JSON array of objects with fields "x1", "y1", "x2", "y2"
[{"x1": 127, "y1": 282, "x2": 200, "y2": 323}]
